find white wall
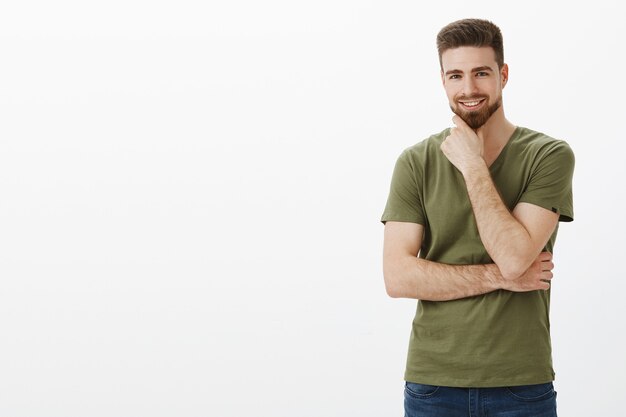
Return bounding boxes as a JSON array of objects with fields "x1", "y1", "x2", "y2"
[{"x1": 0, "y1": 1, "x2": 623, "y2": 416}]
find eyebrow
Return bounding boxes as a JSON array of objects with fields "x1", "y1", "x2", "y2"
[{"x1": 444, "y1": 66, "x2": 495, "y2": 76}]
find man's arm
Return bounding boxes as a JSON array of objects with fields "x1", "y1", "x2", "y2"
[
  {"x1": 383, "y1": 221, "x2": 554, "y2": 301},
  {"x1": 463, "y1": 168, "x2": 558, "y2": 280},
  {"x1": 441, "y1": 116, "x2": 558, "y2": 280}
]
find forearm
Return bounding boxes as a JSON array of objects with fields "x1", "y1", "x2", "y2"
[
  {"x1": 441, "y1": 119, "x2": 557, "y2": 280},
  {"x1": 462, "y1": 161, "x2": 536, "y2": 278},
  {"x1": 384, "y1": 256, "x2": 503, "y2": 301}
]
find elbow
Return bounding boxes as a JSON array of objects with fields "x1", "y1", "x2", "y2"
[
  {"x1": 383, "y1": 269, "x2": 405, "y2": 298},
  {"x1": 498, "y1": 258, "x2": 529, "y2": 281},
  {"x1": 384, "y1": 274, "x2": 402, "y2": 298},
  {"x1": 493, "y1": 241, "x2": 545, "y2": 281},
  {"x1": 501, "y1": 269, "x2": 523, "y2": 281},
  {"x1": 383, "y1": 255, "x2": 424, "y2": 299},
  {"x1": 386, "y1": 285, "x2": 403, "y2": 299}
]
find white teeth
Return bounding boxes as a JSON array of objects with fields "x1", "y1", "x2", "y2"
[{"x1": 461, "y1": 100, "x2": 481, "y2": 106}]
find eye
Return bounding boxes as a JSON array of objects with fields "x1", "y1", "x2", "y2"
[
  {"x1": 476, "y1": 71, "x2": 489, "y2": 77},
  {"x1": 449, "y1": 74, "x2": 461, "y2": 80}
]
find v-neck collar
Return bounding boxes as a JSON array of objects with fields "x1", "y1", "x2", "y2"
[{"x1": 488, "y1": 126, "x2": 521, "y2": 171}]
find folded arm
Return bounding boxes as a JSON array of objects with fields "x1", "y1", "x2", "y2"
[
  {"x1": 383, "y1": 221, "x2": 554, "y2": 301},
  {"x1": 441, "y1": 116, "x2": 559, "y2": 280},
  {"x1": 462, "y1": 165, "x2": 558, "y2": 280}
]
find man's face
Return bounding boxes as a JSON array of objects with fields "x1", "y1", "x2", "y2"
[{"x1": 440, "y1": 46, "x2": 508, "y2": 129}]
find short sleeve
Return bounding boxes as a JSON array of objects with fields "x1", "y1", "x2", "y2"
[
  {"x1": 380, "y1": 150, "x2": 426, "y2": 225},
  {"x1": 518, "y1": 141, "x2": 575, "y2": 222}
]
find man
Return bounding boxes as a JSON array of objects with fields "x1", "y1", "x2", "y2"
[{"x1": 381, "y1": 19, "x2": 574, "y2": 417}]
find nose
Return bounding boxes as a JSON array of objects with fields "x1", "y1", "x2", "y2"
[{"x1": 462, "y1": 77, "x2": 479, "y2": 96}]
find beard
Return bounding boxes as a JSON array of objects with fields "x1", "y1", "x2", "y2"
[{"x1": 450, "y1": 95, "x2": 502, "y2": 130}]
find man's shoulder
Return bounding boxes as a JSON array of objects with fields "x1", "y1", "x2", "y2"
[
  {"x1": 515, "y1": 126, "x2": 573, "y2": 154},
  {"x1": 399, "y1": 128, "x2": 451, "y2": 160}
]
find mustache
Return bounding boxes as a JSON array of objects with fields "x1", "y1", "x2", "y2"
[{"x1": 455, "y1": 95, "x2": 488, "y2": 101}]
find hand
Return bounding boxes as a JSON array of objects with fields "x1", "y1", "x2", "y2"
[
  {"x1": 500, "y1": 252, "x2": 554, "y2": 292},
  {"x1": 440, "y1": 115, "x2": 485, "y2": 173}
]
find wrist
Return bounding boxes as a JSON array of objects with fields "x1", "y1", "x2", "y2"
[
  {"x1": 484, "y1": 264, "x2": 505, "y2": 291},
  {"x1": 461, "y1": 157, "x2": 488, "y2": 178}
]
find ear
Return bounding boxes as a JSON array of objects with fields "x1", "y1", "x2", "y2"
[
  {"x1": 501, "y1": 63, "x2": 509, "y2": 88},
  {"x1": 440, "y1": 70, "x2": 445, "y2": 86}
]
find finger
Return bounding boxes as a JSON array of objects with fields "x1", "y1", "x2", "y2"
[
  {"x1": 475, "y1": 125, "x2": 485, "y2": 140},
  {"x1": 446, "y1": 128, "x2": 458, "y2": 140},
  {"x1": 538, "y1": 251, "x2": 553, "y2": 261},
  {"x1": 452, "y1": 115, "x2": 470, "y2": 130},
  {"x1": 541, "y1": 261, "x2": 554, "y2": 271}
]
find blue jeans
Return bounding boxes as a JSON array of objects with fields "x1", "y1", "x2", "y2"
[{"x1": 404, "y1": 381, "x2": 557, "y2": 417}]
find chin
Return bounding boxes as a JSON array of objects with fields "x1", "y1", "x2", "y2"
[
  {"x1": 453, "y1": 111, "x2": 488, "y2": 130},
  {"x1": 451, "y1": 100, "x2": 501, "y2": 130}
]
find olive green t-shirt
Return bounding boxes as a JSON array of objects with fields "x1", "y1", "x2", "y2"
[{"x1": 381, "y1": 126, "x2": 574, "y2": 387}]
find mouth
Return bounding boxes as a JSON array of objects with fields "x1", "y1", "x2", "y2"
[{"x1": 457, "y1": 98, "x2": 486, "y2": 111}]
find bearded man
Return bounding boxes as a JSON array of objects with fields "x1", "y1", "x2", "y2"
[{"x1": 381, "y1": 19, "x2": 574, "y2": 417}]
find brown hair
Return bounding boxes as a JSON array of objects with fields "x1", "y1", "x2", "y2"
[{"x1": 436, "y1": 19, "x2": 504, "y2": 70}]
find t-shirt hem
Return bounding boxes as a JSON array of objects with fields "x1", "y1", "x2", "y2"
[
  {"x1": 404, "y1": 372, "x2": 555, "y2": 388},
  {"x1": 380, "y1": 214, "x2": 425, "y2": 225},
  {"x1": 517, "y1": 197, "x2": 574, "y2": 222}
]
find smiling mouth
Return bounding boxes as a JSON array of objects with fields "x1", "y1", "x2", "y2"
[{"x1": 458, "y1": 98, "x2": 486, "y2": 109}]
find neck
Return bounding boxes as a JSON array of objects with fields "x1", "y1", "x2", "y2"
[
  {"x1": 476, "y1": 106, "x2": 516, "y2": 148},
  {"x1": 474, "y1": 106, "x2": 517, "y2": 166}
]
